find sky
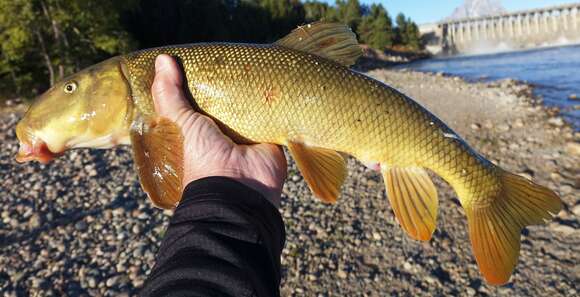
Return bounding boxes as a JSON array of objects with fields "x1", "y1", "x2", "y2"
[{"x1": 320, "y1": 0, "x2": 579, "y2": 24}]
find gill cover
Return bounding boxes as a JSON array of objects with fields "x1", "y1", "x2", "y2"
[{"x1": 16, "y1": 57, "x2": 133, "y2": 162}]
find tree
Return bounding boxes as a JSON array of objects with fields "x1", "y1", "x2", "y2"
[
  {"x1": 259, "y1": 0, "x2": 305, "y2": 40},
  {"x1": 0, "y1": 0, "x2": 136, "y2": 97},
  {"x1": 335, "y1": 0, "x2": 362, "y2": 32},
  {"x1": 405, "y1": 21, "x2": 422, "y2": 50},
  {"x1": 0, "y1": 0, "x2": 423, "y2": 100},
  {"x1": 359, "y1": 4, "x2": 393, "y2": 50},
  {"x1": 393, "y1": 12, "x2": 422, "y2": 50},
  {"x1": 303, "y1": 0, "x2": 331, "y2": 22},
  {"x1": 395, "y1": 13, "x2": 408, "y2": 45}
]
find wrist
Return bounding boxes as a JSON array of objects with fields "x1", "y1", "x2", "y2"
[{"x1": 184, "y1": 170, "x2": 282, "y2": 207}]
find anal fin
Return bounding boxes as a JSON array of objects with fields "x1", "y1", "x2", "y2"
[
  {"x1": 131, "y1": 116, "x2": 184, "y2": 209},
  {"x1": 382, "y1": 167, "x2": 438, "y2": 241},
  {"x1": 288, "y1": 142, "x2": 347, "y2": 203}
]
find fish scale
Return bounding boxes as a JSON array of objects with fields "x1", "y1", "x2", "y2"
[
  {"x1": 15, "y1": 22, "x2": 562, "y2": 285},
  {"x1": 125, "y1": 43, "x2": 488, "y2": 192}
]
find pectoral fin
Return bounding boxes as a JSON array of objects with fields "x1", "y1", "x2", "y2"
[
  {"x1": 382, "y1": 167, "x2": 438, "y2": 241},
  {"x1": 131, "y1": 116, "x2": 184, "y2": 209},
  {"x1": 287, "y1": 142, "x2": 347, "y2": 203}
]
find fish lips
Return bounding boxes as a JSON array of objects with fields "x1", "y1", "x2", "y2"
[{"x1": 16, "y1": 139, "x2": 62, "y2": 164}]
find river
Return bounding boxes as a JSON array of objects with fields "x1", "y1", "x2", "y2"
[{"x1": 399, "y1": 44, "x2": 580, "y2": 130}]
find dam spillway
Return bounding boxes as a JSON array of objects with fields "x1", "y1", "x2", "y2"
[{"x1": 420, "y1": 3, "x2": 580, "y2": 55}]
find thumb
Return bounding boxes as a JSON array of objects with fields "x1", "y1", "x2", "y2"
[{"x1": 151, "y1": 54, "x2": 191, "y2": 120}]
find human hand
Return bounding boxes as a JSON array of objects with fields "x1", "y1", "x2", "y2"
[{"x1": 151, "y1": 54, "x2": 287, "y2": 206}]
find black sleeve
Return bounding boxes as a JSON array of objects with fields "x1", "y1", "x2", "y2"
[{"x1": 140, "y1": 177, "x2": 285, "y2": 297}]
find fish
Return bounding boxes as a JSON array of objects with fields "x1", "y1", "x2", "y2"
[{"x1": 14, "y1": 22, "x2": 562, "y2": 285}]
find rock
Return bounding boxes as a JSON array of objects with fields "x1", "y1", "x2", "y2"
[
  {"x1": 470, "y1": 123, "x2": 481, "y2": 130},
  {"x1": 550, "y1": 172, "x2": 562, "y2": 183},
  {"x1": 569, "y1": 93, "x2": 578, "y2": 100},
  {"x1": 31, "y1": 277, "x2": 46, "y2": 289},
  {"x1": 565, "y1": 142, "x2": 580, "y2": 156},
  {"x1": 28, "y1": 213, "x2": 42, "y2": 229},
  {"x1": 106, "y1": 275, "x2": 120, "y2": 287},
  {"x1": 547, "y1": 117, "x2": 565, "y2": 127},
  {"x1": 497, "y1": 123, "x2": 510, "y2": 132},
  {"x1": 132, "y1": 224, "x2": 141, "y2": 234},
  {"x1": 550, "y1": 223, "x2": 576, "y2": 236},
  {"x1": 75, "y1": 220, "x2": 88, "y2": 231},
  {"x1": 337, "y1": 269, "x2": 348, "y2": 279},
  {"x1": 87, "y1": 277, "x2": 97, "y2": 288},
  {"x1": 133, "y1": 278, "x2": 145, "y2": 288},
  {"x1": 572, "y1": 205, "x2": 580, "y2": 217}
]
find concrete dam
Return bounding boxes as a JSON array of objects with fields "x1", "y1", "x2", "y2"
[{"x1": 420, "y1": 3, "x2": 580, "y2": 55}]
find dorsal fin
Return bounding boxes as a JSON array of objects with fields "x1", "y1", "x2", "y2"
[{"x1": 275, "y1": 21, "x2": 362, "y2": 67}]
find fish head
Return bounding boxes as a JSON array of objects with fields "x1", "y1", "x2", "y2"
[{"x1": 16, "y1": 57, "x2": 133, "y2": 163}]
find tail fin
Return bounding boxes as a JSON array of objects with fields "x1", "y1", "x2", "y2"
[{"x1": 464, "y1": 170, "x2": 562, "y2": 285}]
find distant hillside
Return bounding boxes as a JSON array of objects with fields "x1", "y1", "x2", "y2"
[{"x1": 447, "y1": 0, "x2": 506, "y2": 20}]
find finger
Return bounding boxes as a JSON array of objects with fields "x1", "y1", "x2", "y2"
[{"x1": 151, "y1": 54, "x2": 191, "y2": 119}]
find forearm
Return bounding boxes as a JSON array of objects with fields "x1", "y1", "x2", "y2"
[{"x1": 141, "y1": 177, "x2": 285, "y2": 297}]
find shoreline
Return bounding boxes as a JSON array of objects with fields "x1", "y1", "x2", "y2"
[
  {"x1": 0, "y1": 66, "x2": 578, "y2": 296},
  {"x1": 391, "y1": 62, "x2": 580, "y2": 132}
]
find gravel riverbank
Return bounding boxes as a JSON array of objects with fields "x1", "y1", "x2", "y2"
[{"x1": 1, "y1": 69, "x2": 578, "y2": 296}]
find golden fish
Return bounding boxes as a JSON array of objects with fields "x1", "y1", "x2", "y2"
[{"x1": 15, "y1": 22, "x2": 562, "y2": 285}]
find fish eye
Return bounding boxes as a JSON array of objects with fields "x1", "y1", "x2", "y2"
[{"x1": 64, "y1": 81, "x2": 77, "y2": 94}]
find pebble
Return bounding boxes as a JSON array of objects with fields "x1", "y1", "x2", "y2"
[
  {"x1": 547, "y1": 117, "x2": 565, "y2": 127},
  {"x1": 106, "y1": 275, "x2": 120, "y2": 287},
  {"x1": 497, "y1": 123, "x2": 511, "y2": 132},
  {"x1": 28, "y1": 213, "x2": 42, "y2": 229},
  {"x1": 572, "y1": 205, "x2": 580, "y2": 217},
  {"x1": 565, "y1": 142, "x2": 580, "y2": 156},
  {"x1": 550, "y1": 224, "x2": 576, "y2": 236},
  {"x1": 75, "y1": 220, "x2": 88, "y2": 231}
]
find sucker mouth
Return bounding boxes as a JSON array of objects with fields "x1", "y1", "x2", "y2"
[{"x1": 16, "y1": 139, "x2": 61, "y2": 164}]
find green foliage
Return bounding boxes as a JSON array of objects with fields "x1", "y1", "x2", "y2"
[
  {"x1": 258, "y1": 0, "x2": 305, "y2": 39},
  {"x1": 0, "y1": 0, "x2": 135, "y2": 98},
  {"x1": 394, "y1": 13, "x2": 422, "y2": 50},
  {"x1": 359, "y1": 4, "x2": 393, "y2": 50},
  {"x1": 303, "y1": 1, "x2": 331, "y2": 22},
  {"x1": 0, "y1": 0, "x2": 423, "y2": 100},
  {"x1": 335, "y1": 0, "x2": 362, "y2": 32}
]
